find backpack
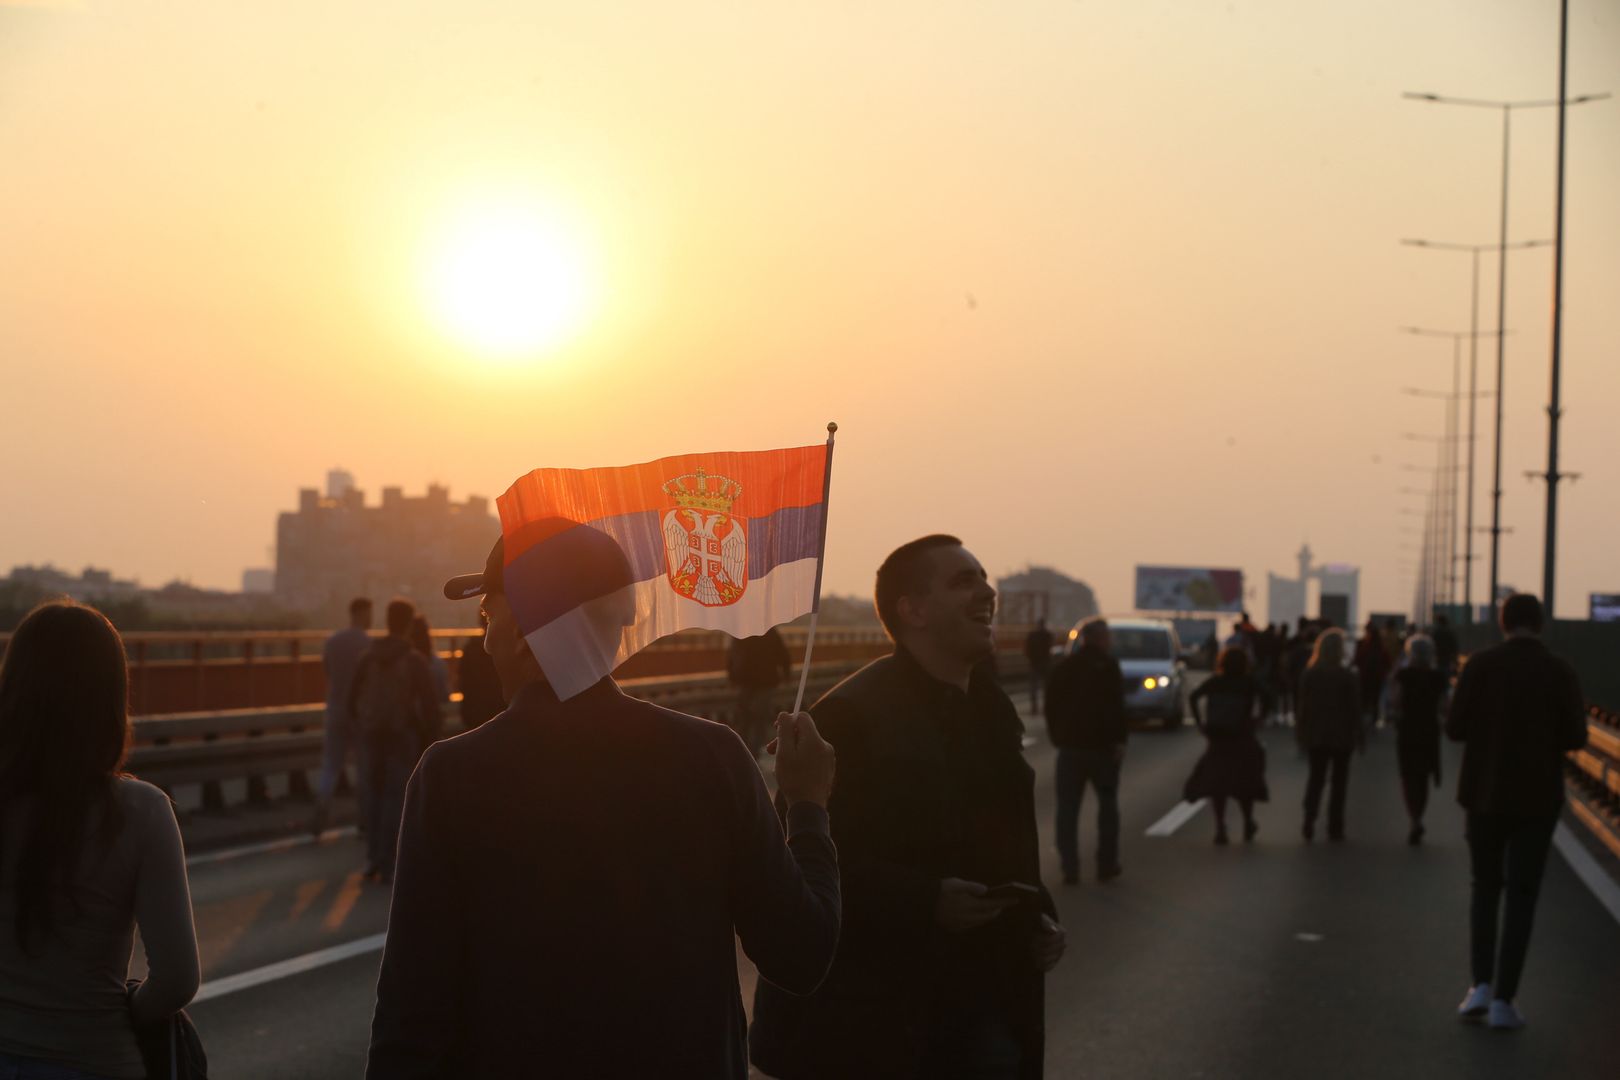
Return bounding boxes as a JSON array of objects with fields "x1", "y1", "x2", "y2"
[
  {"x1": 356, "y1": 649, "x2": 417, "y2": 735},
  {"x1": 1204, "y1": 689, "x2": 1250, "y2": 735}
]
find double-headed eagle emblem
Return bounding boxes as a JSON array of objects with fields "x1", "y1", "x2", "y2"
[{"x1": 662, "y1": 468, "x2": 748, "y2": 607}]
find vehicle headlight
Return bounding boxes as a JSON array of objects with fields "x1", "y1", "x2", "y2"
[
  {"x1": 1156, "y1": 676, "x2": 1170, "y2": 688},
  {"x1": 1142, "y1": 677, "x2": 1155, "y2": 689}
]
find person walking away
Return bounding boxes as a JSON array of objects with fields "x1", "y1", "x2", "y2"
[
  {"x1": 1184, "y1": 647, "x2": 1269, "y2": 844},
  {"x1": 1389, "y1": 634, "x2": 1448, "y2": 845},
  {"x1": 1296, "y1": 629, "x2": 1361, "y2": 842},
  {"x1": 456, "y1": 612, "x2": 504, "y2": 730},
  {"x1": 312, "y1": 596, "x2": 372, "y2": 835},
  {"x1": 751, "y1": 535, "x2": 1066, "y2": 1080},
  {"x1": 1044, "y1": 617, "x2": 1126, "y2": 883},
  {"x1": 0, "y1": 601, "x2": 200, "y2": 1079},
  {"x1": 368, "y1": 531, "x2": 840, "y2": 1078},
  {"x1": 1353, "y1": 621, "x2": 1391, "y2": 732},
  {"x1": 408, "y1": 613, "x2": 450, "y2": 748},
  {"x1": 1432, "y1": 613, "x2": 1460, "y2": 676},
  {"x1": 1445, "y1": 593, "x2": 1586, "y2": 1030},
  {"x1": 726, "y1": 627, "x2": 792, "y2": 758},
  {"x1": 1023, "y1": 619, "x2": 1055, "y2": 712},
  {"x1": 349, "y1": 598, "x2": 438, "y2": 883}
]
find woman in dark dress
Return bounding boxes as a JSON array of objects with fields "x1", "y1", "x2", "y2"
[
  {"x1": 1389, "y1": 633, "x2": 1449, "y2": 844},
  {"x1": 1185, "y1": 647, "x2": 1270, "y2": 844}
]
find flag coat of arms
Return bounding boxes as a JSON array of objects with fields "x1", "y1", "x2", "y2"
[{"x1": 497, "y1": 442, "x2": 832, "y2": 700}]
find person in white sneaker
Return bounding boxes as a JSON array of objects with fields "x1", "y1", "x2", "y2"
[{"x1": 1445, "y1": 593, "x2": 1587, "y2": 1030}]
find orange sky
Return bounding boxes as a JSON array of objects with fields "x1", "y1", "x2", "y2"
[{"x1": 2, "y1": 0, "x2": 1617, "y2": 620}]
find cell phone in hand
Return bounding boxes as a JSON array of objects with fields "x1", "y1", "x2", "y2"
[{"x1": 983, "y1": 882, "x2": 1040, "y2": 902}]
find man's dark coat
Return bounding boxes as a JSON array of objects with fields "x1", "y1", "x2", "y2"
[
  {"x1": 750, "y1": 651, "x2": 1054, "y2": 1079},
  {"x1": 1446, "y1": 636, "x2": 1587, "y2": 818},
  {"x1": 367, "y1": 678, "x2": 840, "y2": 1079}
]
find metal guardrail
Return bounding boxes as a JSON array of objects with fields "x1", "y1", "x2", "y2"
[
  {"x1": 128, "y1": 648, "x2": 1037, "y2": 814},
  {"x1": 1566, "y1": 706, "x2": 1620, "y2": 862},
  {"x1": 0, "y1": 625, "x2": 1040, "y2": 716}
]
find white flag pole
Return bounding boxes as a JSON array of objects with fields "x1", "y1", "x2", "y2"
[{"x1": 791, "y1": 422, "x2": 838, "y2": 714}]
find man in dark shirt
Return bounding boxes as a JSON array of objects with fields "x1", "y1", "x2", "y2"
[
  {"x1": 348, "y1": 598, "x2": 440, "y2": 882},
  {"x1": 1445, "y1": 593, "x2": 1586, "y2": 1031},
  {"x1": 367, "y1": 532, "x2": 840, "y2": 1078},
  {"x1": 751, "y1": 534, "x2": 1066, "y2": 1080},
  {"x1": 1043, "y1": 618, "x2": 1127, "y2": 884},
  {"x1": 1022, "y1": 619, "x2": 1055, "y2": 711}
]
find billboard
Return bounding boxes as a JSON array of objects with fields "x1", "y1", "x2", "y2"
[
  {"x1": 1592, "y1": 593, "x2": 1620, "y2": 623},
  {"x1": 1134, "y1": 566, "x2": 1244, "y2": 613}
]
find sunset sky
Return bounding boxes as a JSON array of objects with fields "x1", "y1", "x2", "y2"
[{"x1": 2, "y1": 0, "x2": 1617, "y2": 621}]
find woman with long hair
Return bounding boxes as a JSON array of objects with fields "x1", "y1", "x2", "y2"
[
  {"x1": 1184, "y1": 647, "x2": 1269, "y2": 844},
  {"x1": 1389, "y1": 634, "x2": 1448, "y2": 844},
  {"x1": 1296, "y1": 628, "x2": 1362, "y2": 842},
  {"x1": 0, "y1": 601, "x2": 199, "y2": 1078}
]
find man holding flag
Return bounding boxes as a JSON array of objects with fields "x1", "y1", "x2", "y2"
[{"x1": 367, "y1": 436, "x2": 842, "y2": 1079}]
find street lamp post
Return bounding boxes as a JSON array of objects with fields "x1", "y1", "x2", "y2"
[
  {"x1": 1400, "y1": 240, "x2": 1544, "y2": 615},
  {"x1": 1401, "y1": 327, "x2": 1504, "y2": 620},
  {"x1": 1403, "y1": 84, "x2": 1609, "y2": 616}
]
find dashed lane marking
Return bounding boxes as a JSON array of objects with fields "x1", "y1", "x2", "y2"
[
  {"x1": 192, "y1": 933, "x2": 387, "y2": 1004},
  {"x1": 185, "y1": 826, "x2": 359, "y2": 868},
  {"x1": 1553, "y1": 822, "x2": 1620, "y2": 928},
  {"x1": 1145, "y1": 799, "x2": 1207, "y2": 837}
]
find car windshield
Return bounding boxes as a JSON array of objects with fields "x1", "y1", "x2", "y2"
[{"x1": 1110, "y1": 628, "x2": 1172, "y2": 661}]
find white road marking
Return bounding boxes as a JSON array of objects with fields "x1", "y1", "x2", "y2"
[
  {"x1": 1145, "y1": 799, "x2": 1207, "y2": 837},
  {"x1": 192, "y1": 932, "x2": 387, "y2": 1003},
  {"x1": 1553, "y1": 822, "x2": 1620, "y2": 928},
  {"x1": 186, "y1": 826, "x2": 359, "y2": 868}
]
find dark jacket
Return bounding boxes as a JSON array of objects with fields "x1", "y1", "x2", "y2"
[
  {"x1": 1043, "y1": 645, "x2": 1126, "y2": 749},
  {"x1": 348, "y1": 636, "x2": 440, "y2": 746},
  {"x1": 367, "y1": 678, "x2": 840, "y2": 1079},
  {"x1": 1445, "y1": 636, "x2": 1586, "y2": 818},
  {"x1": 750, "y1": 650, "x2": 1054, "y2": 1080},
  {"x1": 1023, "y1": 627, "x2": 1056, "y2": 671},
  {"x1": 1297, "y1": 666, "x2": 1361, "y2": 753},
  {"x1": 727, "y1": 628, "x2": 793, "y2": 689}
]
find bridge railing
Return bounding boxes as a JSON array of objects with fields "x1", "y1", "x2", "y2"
[
  {"x1": 127, "y1": 643, "x2": 1036, "y2": 815},
  {"x1": 1567, "y1": 706, "x2": 1620, "y2": 862},
  {"x1": 0, "y1": 625, "x2": 973, "y2": 716}
]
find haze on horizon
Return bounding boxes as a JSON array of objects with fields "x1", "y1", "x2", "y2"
[{"x1": 2, "y1": 0, "x2": 1617, "y2": 621}]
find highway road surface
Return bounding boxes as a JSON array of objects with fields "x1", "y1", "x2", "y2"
[{"x1": 168, "y1": 703, "x2": 1620, "y2": 1078}]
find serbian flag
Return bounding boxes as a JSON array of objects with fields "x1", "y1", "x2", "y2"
[{"x1": 496, "y1": 438, "x2": 834, "y2": 700}]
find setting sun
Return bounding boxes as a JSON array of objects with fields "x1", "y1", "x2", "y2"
[{"x1": 425, "y1": 199, "x2": 596, "y2": 359}]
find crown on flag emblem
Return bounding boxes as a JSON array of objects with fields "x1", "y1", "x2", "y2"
[
  {"x1": 661, "y1": 468, "x2": 742, "y2": 514},
  {"x1": 662, "y1": 467, "x2": 748, "y2": 607}
]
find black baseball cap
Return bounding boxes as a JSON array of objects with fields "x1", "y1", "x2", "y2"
[{"x1": 443, "y1": 536, "x2": 504, "y2": 601}]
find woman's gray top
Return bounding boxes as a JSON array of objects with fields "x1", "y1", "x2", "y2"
[{"x1": 0, "y1": 777, "x2": 200, "y2": 1078}]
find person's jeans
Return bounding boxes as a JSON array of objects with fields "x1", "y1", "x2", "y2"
[
  {"x1": 316, "y1": 705, "x2": 354, "y2": 802},
  {"x1": 362, "y1": 728, "x2": 417, "y2": 876},
  {"x1": 0, "y1": 1052, "x2": 115, "y2": 1080},
  {"x1": 1466, "y1": 812, "x2": 1558, "y2": 1001},
  {"x1": 1399, "y1": 763, "x2": 1431, "y2": 824},
  {"x1": 1055, "y1": 746, "x2": 1122, "y2": 877},
  {"x1": 918, "y1": 1008, "x2": 1023, "y2": 1079},
  {"x1": 1303, "y1": 748, "x2": 1351, "y2": 836},
  {"x1": 1027, "y1": 666, "x2": 1048, "y2": 711}
]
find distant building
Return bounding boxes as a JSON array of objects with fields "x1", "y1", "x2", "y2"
[
  {"x1": 241, "y1": 568, "x2": 275, "y2": 594},
  {"x1": 995, "y1": 566, "x2": 1100, "y2": 630},
  {"x1": 1267, "y1": 544, "x2": 1361, "y2": 630},
  {"x1": 326, "y1": 468, "x2": 356, "y2": 500},
  {"x1": 274, "y1": 480, "x2": 498, "y2": 627}
]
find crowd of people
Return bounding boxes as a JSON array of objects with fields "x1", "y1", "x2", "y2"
[
  {"x1": 0, "y1": 528, "x2": 1592, "y2": 1076},
  {"x1": 1041, "y1": 594, "x2": 1587, "y2": 1033}
]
